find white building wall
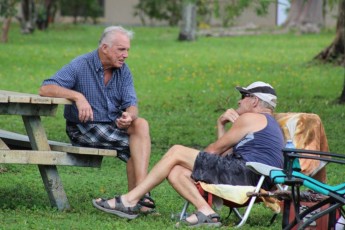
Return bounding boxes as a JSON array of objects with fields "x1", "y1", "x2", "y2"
[{"x1": 105, "y1": 0, "x2": 146, "y2": 26}]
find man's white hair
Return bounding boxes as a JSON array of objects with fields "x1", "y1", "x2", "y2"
[{"x1": 98, "y1": 26, "x2": 134, "y2": 47}]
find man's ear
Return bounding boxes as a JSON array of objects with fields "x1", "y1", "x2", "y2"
[
  {"x1": 252, "y1": 97, "x2": 259, "y2": 107},
  {"x1": 101, "y1": 44, "x2": 108, "y2": 54}
]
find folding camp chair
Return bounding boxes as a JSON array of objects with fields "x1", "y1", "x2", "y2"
[
  {"x1": 178, "y1": 162, "x2": 284, "y2": 227},
  {"x1": 270, "y1": 148, "x2": 345, "y2": 230},
  {"x1": 177, "y1": 112, "x2": 329, "y2": 227}
]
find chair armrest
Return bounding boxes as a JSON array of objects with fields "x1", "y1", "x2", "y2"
[{"x1": 282, "y1": 148, "x2": 345, "y2": 179}]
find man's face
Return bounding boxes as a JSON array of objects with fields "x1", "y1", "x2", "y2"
[
  {"x1": 102, "y1": 33, "x2": 130, "y2": 68},
  {"x1": 236, "y1": 93, "x2": 255, "y2": 115}
]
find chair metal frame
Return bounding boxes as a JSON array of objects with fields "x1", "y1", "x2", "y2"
[
  {"x1": 179, "y1": 162, "x2": 284, "y2": 228},
  {"x1": 270, "y1": 148, "x2": 345, "y2": 230}
]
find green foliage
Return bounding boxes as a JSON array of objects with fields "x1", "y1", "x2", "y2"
[
  {"x1": 59, "y1": 0, "x2": 103, "y2": 24},
  {"x1": 134, "y1": 0, "x2": 183, "y2": 26},
  {"x1": 133, "y1": 0, "x2": 274, "y2": 27},
  {"x1": 0, "y1": 24, "x2": 344, "y2": 229},
  {"x1": 0, "y1": 0, "x2": 20, "y2": 17},
  {"x1": 213, "y1": 0, "x2": 274, "y2": 27}
]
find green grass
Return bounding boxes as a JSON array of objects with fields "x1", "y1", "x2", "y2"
[{"x1": 0, "y1": 23, "x2": 344, "y2": 229}]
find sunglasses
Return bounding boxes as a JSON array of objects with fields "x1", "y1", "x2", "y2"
[{"x1": 241, "y1": 93, "x2": 252, "y2": 99}]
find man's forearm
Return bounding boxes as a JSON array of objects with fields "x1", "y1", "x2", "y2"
[
  {"x1": 126, "y1": 106, "x2": 138, "y2": 120},
  {"x1": 39, "y1": 85, "x2": 81, "y2": 102},
  {"x1": 217, "y1": 122, "x2": 226, "y2": 139}
]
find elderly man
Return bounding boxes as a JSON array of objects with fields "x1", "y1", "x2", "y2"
[
  {"x1": 92, "y1": 81, "x2": 284, "y2": 227},
  {"x1": 39, "y1": 26, "x2": 153, "y2": 211}
]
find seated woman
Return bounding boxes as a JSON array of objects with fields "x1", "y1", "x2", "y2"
[{"x1": 92, "y1": 81, "x2": 284, "y2": 228}]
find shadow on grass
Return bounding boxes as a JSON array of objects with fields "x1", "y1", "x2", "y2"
[{"x1": 0, "y1": 185, "x2": 50, "y2": 210}]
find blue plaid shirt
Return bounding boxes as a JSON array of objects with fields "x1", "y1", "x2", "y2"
[{"x1": 42, "y1": 49, "x2": 137, "y2": 123}]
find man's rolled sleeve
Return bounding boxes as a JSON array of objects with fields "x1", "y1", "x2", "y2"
[{"x1": 41, "y1": 62, "x2": 77, "y2": 89}]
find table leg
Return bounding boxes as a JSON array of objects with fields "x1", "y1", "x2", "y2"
[{"x1": 22, "y1": 115, "x2": 70, "y2": 211}]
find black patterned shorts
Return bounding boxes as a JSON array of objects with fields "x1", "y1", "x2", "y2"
[
  {"x1": 191, "y1": 151, "x2": 273, "y2": 190},
  {"x1": 66, "y1": 121, "x2": 130, "y2": 163}
]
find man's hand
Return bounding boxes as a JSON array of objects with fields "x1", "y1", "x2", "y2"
[
  {"x1": 116, "y1": 111, "x2": 133, "y2": 129},
  {"x1": 218, "y1": 108, "x2": 240, "y2": 125},
  {"x1": 40, "y1": 85, "x2": 94, "y2": 123},
  {"x1": 75, "y1": 95, "x2": 93, "y2": 123}
]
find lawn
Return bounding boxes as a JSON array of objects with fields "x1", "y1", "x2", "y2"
[{"x1": 0, "y1": 23, "x2": 344, "y2": 229}]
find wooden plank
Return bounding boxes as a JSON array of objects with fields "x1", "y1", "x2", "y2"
[
  {"x1": 0, "y1": 150, "x2": 103, "y2": 167},
  {"x1": 0, "y1": 129, "x2": 117, "y2": 157},
  {"x1": 0, "y1": 138, "x2": 9, "y2": 150},
  {"x1": 51, "y1": 144, "x2": 95, "y2": 155},
  {"x1": 31, "y1": 97, "x2": 52, "y2": 104},
  {"x1": 0, "y1": 90, "x2": 37, "y2": 103},
  {"x1": 98, "y1": 148, "x2": 118, "y2": 157},
  {"x1": 0, "y1": 90, "x2": 72, "y2": 105},
  {"x1": 0, "y1": 103, "x2": 58, "y2": 116},
  {"x1": 51, "y1": 97, "x2": 72, "y2": 105},
  {"x1": 8, "y1": 94, "x2": 31, "y2": 103},
  {"x1": 0, "y1": 94, "x2": 8, "y2": 103},
  {"x1": 0, "y1": 150, "x2": 66, "y2": 164}
]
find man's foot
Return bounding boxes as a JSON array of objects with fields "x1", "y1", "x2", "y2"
[
  {"x1": 138, "y1": 192, "x2": 157, "y2": 214},
  {"x1": 92, "y1": 196, "x2": 140, "y2": 220},
  {"x1": 175, "y1": 211, "x2": 221, "y2": 228}
]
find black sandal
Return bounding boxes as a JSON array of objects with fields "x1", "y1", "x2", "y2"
[
  {"x1": 138, "y1": 192, "x2": 157, "y2": 215},
  {"x1": 92, "y1": 196, "x2": 140, "y2": 220},
  {"x1": 138, "y1": 192, "x2": 156, "y2": 209}
]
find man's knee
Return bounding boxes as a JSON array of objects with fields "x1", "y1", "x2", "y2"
[
  {"x1": 163, "y1": 145, "x2": 194, "y2": 165},
  {"x1": 134, "y1": 117, "x2": 148, "y2": 126},
  {"x1": 167, "y1": 165, "x2": 184, "y2": 184},
  {"x1": 165, "y1": 145, "x2": 184, "y2": 157},
  {"x1": 129, "y1": 117, "x2": 149, "y2": 134}
]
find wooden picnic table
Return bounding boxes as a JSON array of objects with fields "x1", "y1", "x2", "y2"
[
  {"x1": 0, "y1": 90, "x2": 73, "y2": 210},
  {"x1": 0, "y1": 90, "x2": 117, "y2": 211}
]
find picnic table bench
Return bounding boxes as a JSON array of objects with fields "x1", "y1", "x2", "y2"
[{"x1": 0, "y1": 90, "x2": 117, "y2": 210}]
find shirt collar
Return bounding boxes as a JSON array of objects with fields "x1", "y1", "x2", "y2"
[{"x1": 93, "y1": 49, "x2": 103, "y2": 73}]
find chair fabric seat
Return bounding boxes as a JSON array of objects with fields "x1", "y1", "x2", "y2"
[{"x1": 199, "y1": 182, "x2": 256, "y2": 204}]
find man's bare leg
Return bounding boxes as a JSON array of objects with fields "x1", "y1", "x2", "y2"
[
  {"x1": 126, "y1": 118, "x2": 151, "y2": 191},
  {"x1": 95, "y1": 145, "x2": 199, "y2": 209},
  {"x1": 167, "y1": 165, "x2": 217, "y2": 223}
]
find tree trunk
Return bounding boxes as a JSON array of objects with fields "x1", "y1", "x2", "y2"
[
  {"x1": 19, "y1": 0, "x2": 35, "y2": 34},
  {"x1": 314, "y1": 0, "x2": 345, "y2": 102},
  {"x1": 1, "y1": 17, "x2": 12, "y2": 43},
  {"x1": 36, "y1": 0, "x2": 56, "y2": 30},
  {"x1": 340, "y1": 77, "x2": 345, "y2": 103},
  {"x1": 178, "y1": 2, "x2": 197, "y2": 41},
  {"x1": 283, "y1": 0, "x2": 323, "y2": 34}
]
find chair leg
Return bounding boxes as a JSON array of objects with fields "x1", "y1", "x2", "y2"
[
  {"x1": 179, "y1": 201, "x2": 190, "y2": 220},
  {"x1": 234, "y1": 175, "x2": 266, "y2": 228},
  {"x1": 233, "y1": 208, "x2": 243, "y2": 220}
]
